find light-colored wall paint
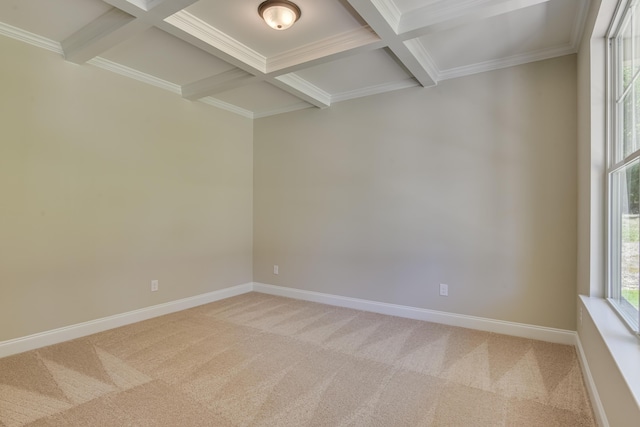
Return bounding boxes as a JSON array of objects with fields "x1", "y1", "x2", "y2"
[
  {"x1": 579, "y1": 299, "x2": 640, "y2": 427},
  {"x1": 254, "y1": 55, "x2": 578, "y2": 330},
  {"x1": 577, "y1": 0, "x2": 606, "y2": 298},
  {"x1": 0, "y1": 37, "x2": 253, "y2": 341},
  {"x1": 577, "y1": 0, "x2": 640, "y2": 424}
]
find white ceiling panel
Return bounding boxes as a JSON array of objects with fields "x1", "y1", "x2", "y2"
[
  {"x1": 100, "y1": 27, "x2": 236, "y2": 85},
  {"x1": 213, "y1": 81, "x2": 309, "y2": 111},
  {"x1": 294, "y1": 48, "x2": 414, "y2": 94},
  {"x1": 419, "y1": 0, "x2": 580, "y2": 72},
  {"x1": 0, "y1": 0, "x2": 590, "y2": 118},
  {"x1": 182, "y1": 0, "x2": 366, "y2": 57},
  {"x1": 393, "y1": 0, "x2": 444, "y2": 14},
  {"x1": 0, "y1": 0, "x2": 113, "y2": 41}
]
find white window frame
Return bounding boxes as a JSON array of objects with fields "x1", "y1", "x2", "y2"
[{"x1": 607, "y1": 0, "x2": 640, "y2": 334}]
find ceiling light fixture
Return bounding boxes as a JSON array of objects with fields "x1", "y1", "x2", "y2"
[{"x1": 258, "y1": 0, "x2": 301, "y2": 31}]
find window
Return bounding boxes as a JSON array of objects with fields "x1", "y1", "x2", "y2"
[{"x1": 608, "y1": 0, "x2": 640, "y2": 333}]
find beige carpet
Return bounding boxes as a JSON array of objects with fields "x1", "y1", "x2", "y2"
[{"x1": 0, "y1": 292, "x2": 595, "y2": 426}]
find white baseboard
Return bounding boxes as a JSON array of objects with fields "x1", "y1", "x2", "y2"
[
  {"x1": 1, "y1": 279, "x2": 606, "y2": 426},
  {"x1": 252, "y1": 282, "x2": 577, "y2": 345},
  {"x1": 0, "y1": 282, "x2": 253, "y2": 358},
  {"x1": 575, "y1": 335, "x2": 609, "y2": 427}
]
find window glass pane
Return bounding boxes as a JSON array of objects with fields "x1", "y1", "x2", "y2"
[
  {"x1": 611, "y1": 160, "x2": 640, "y2": 327},
  {"x1": 620, "y1": 17, "x2": 634, "y2": 91},
  {"x1": 617, "y1": 88, "x2": 640, "y2": 161}
]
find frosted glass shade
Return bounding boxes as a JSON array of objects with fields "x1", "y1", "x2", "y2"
[{"x1": 258, "y1": 1, "x2": 301, "y2": 31}]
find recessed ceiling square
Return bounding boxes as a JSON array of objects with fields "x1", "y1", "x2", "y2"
[
  {"x1": 213, "y1": 81, "x2": 308, "y2": 111},
  {"x1": 181, "y1": 0, "x2": 366, "y2": 58},
  {"x1": 418, "y1": 0, "x2": 579, "y2": 72},
  {"x1": 294, "y1": 49, "x2": 414, "y2": 95},
  {"x1": 0, "y1": 0, "x2": 112, "y2": 41}
]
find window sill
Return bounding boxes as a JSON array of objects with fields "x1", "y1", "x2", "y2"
[{"x1": 579, "y1": 295, "x2": 640, "y2": 409}]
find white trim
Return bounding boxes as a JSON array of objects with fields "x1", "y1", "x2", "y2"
[
  {"x1": 575, "y1": 334, "x2": 610, "y2": 427},
  {"x1": 253, "y1": 102, "x2": 313, "y2": 119},
  {"x1": 0, "y1": 22, "x2": 62, "y2": 54},
  {"x1": 404, "y1": 38, "x2": 441, "y2": 81},
  {"x1": 165, "y1": 10, "x2": 266, "y2": 73},
  {"x1": 331, "y1": 79, "x2": 419, "y2": 103},
  {"x1": 371, "y1": 0, "x2": 402, "y2": 32},
  {"x1": 267, "y1": 27, "x2": 380, "y2": 73},
  {"x1": 87, "y1": 57, "x2": 181, "y2": 94},
  {"x1": 571, "y1": 0, "x2": 592, "y2": 51},
  {"x1": 275, "y1": 74, "x2": 332, "y2": 107},
  {"x1": 580, "y1": 295, "x2": 640, "y2": 411},
  {"x1": 252, "y1": 282, "x2": 577, "y2": 345},
  {"x1": 438, "y1": 43, "x2": 577, "y2": 81},
  {"x1": 0, "y1": 283, "x2": 253, "y2": 358},
  {"x1": 198, "y1": 97, "x2": 255, "y2": 119}
]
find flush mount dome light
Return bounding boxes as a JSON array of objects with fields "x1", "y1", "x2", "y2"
[{"x1": 258, "y1": 0, "x2": 301, "y2": 30}]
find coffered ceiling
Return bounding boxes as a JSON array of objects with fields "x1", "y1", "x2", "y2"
[{"x1": 0, "y1": 0, "x2": 589, "y2": 119}]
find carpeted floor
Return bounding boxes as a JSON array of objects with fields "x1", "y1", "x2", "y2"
[{"x1": 0, "y1": 292, "x2": 595, "y2": 426}]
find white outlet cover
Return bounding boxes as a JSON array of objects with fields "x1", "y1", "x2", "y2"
[{"x1": 439, "y1": 284, "x2": 448, "y2": 296}]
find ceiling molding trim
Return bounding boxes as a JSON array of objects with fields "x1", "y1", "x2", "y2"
[
  {"x1": 370, "y1": 0, "x2": 402, "y2": 32},
  {"x1": 276, "y1": 74, "x2": 331, "y2": 107},
  {"x1": 331, "y1": 78, "x2": 419, "y2": 103},
  {"x1": 253, "y1": 102, "x2": 313, "y2": 119},
  {"x1": 87, "y1": 57, "x2": 181, "y2": 94},
  {"x1": 126, "y1": 0, "x2": 163, "y2": 12},
  {"x1": 0, "y1": 23, "x2": 63, "y2": 54},
  {"x1": 61, "y1": 8, "x2": 147, "y2": 64},
  {"x1": 165, "y1": 11, "x2": 266, "y2": 73},
  {"x1": 199, "y1": 97, "x2": 254, "y2": 119},
  {"x1": 403, "y1": 39, "x2": 441, "y2": 82},
  {"x1": 437, "y1": 43, "x2": 576, "y2": 81},
  {"x1": 570, "y1": 0, "x2": 591, "y2": 50},
  {"x1": 266, "y1": 27, "x2": 381, "y2": 73},
  {"x1": 181, "y1": 68, "x2": 254, "y2": 99}
]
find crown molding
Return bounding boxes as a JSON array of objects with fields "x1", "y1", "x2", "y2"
[
  {"x1": 0, "y1": 22, "x2": 62, "y2": 54},
  {"x1": 275, "y1": 73, "x2": 332, "y2": 108},
  {"x1": 331, "y1": 78, "x2": 419, "y2": 103},
  {"x1": 126, "y1": 0, "x2": 164, "y2": 12},
  {"x1": 165, "y1": 10, "x2": 266, "y2": 73},
  {"x1": 370, "y1": 0, "x2": 402, "y2": 32},
  {"x1": 570, "y1": 0, "x2": 591, "y2": 51},
  {"x1": 199, "y1": 96, "x2": 254, "y2": 119},
  {"x1": 404, "y1": 38, "x2": 441, "y2": 82},
  {"x1": 437, "y1": 42, "x2": 577, "y2": 81},
  {"x1": 87, "y1": 57, "x2": 181, "y2": 94},
  {"x1": 266, "y1": 26, "x2": 381, "y2": 73},
  {"x1": 253, "y1": 102, "x2": 313, "y2": 119}
]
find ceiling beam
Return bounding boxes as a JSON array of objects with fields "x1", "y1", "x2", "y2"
[
  {"x1": 181, "y1": 69, "x2": 257, "y2": 100},
  {"x1": 398, "y1": 0, "x2": 552, "y2": 40},
  {"x1": 61, "y1": 9, "x2": 150, "y2": 64},
  {"x1": 273, "y1": 75, "x2": 331, "y2": 108},
  {"x1": 62, "y1": 0, "x2": 201, "y2": 64},
  {"x1": 346, "y1": 0, "x2": 437, "y2": 87}
]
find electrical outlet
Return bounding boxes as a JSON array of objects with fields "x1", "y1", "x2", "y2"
[
  {"x1": 151, "y1": 280, "x2": 159, "y2": 292},
  {"x1": 439, "y1": 283, "x2": 448, "y2": 296},
  {"x1": 273, "y1": 265, "x2": 279, "y2": 275}
]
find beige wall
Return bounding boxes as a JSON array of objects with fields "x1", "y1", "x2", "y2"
[
  {"x1": 0, "y1": 37, "x2": 253, "y2": 341},
  {"x1": 577, "y1": 0, "x2": 640, "y2": 424},
  {"x1": 577, "y1": 0, "x2": 606, "y2": 298},
  {"x1": 254, "y1": 55, "x2": 578, "y2": 330}
]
